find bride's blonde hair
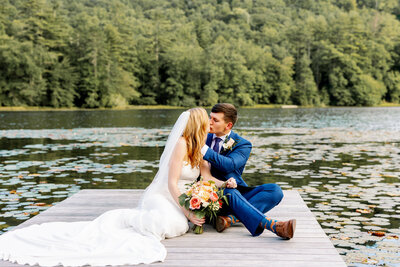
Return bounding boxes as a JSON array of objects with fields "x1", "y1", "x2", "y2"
[{"x1": 183, "y1": 107, "x2": 209, "y2": 168}]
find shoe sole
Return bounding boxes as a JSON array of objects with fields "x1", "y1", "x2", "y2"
[
  {"x1": 288, "y1": 219, "x2": 296, "y2": 239},
  {"x1": 216, "y1": 217, "x2": 228, "y2": 233},
  {"x1": 279, "y1": 219, "x2": 296, "y2": 240}
]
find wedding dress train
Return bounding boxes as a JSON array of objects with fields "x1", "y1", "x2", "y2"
[
  {"x1": 0, "y1": 111, "x2": 197, "y2": 266},
  {"x1": 0, "y1": 163, "x2": 199, "y2": 266}
]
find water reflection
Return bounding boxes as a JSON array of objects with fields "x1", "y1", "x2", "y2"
[
  {"x1": 1, "y1": 107, "x2": 400, "y2": 130},
  {"x1": 0, "y1": 109, "x2": 185, "y2": 129}
]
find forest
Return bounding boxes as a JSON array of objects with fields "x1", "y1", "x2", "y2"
[{"x1": 1, "y1": 0, "x2": 400, "y2": 107}]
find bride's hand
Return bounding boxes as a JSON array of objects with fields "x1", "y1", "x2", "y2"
[{"x1": 187, "y1": 211, "x2": 205, "y2": 226}]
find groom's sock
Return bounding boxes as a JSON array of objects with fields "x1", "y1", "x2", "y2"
[
  {"x1": 227, "y1": 215, "x2": 239, "y2": 225},
  {"x1": 261, "y1": 217, "x2": 279, "y2": 233}
]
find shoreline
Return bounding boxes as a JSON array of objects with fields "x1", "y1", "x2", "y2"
[{"x1": 0, "y1": 103, "x2": 399, "y2": 111}]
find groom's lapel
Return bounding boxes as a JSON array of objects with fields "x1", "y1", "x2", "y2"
[{"x1": 220, "y1": 131, "x2": 240, "y2": 155}]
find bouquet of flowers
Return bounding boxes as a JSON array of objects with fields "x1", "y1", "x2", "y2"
[{"x1": 179, "y1": 177, "x2": 228, "y2": 234}]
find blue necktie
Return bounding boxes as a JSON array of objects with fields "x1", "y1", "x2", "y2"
[{"x1": 212, "y1": 137, "x2": 222, "y2": 153}]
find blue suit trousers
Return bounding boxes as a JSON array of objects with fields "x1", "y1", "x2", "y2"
[{"x1": 221, "y1": 184, "x2": 283, "y2": 236}]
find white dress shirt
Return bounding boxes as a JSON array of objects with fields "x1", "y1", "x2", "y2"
[{"x1": 201, "y1": 131, "x2": 231, "y2": 155}]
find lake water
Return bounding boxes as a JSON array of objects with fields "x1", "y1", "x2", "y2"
[{"x1": 1, "y1": 107, "x2": 400, "y2": 266}]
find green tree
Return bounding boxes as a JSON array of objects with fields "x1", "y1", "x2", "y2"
[
  {"x1": 1, "y1": 0, "x2": 400, "y2": 108},
  {"x1": 0, "y1": 38, "x2": 47, "y2": 106},
  {"x1": 293, "y1": 54, "x2": 319, "y2": 106}
]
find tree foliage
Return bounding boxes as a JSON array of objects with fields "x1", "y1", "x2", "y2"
[{"x1": 0, "y1": 0, "x2": 400, "y2": 107}]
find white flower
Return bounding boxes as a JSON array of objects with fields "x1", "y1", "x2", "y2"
[
  {"x1": 212, "y1": 202, "x2": 220, "y2": 211},
  {"x1": 222, "y1": 138, "x2": 235, "y2": 151}
]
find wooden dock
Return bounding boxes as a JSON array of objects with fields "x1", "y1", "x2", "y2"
[{"x1": 0, "y1": 190, "x2": 347, "y2": 267}]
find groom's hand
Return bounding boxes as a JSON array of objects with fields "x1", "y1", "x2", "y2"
[{"x1": 226, "y1": 178, "x2": 237, "y2": 188}]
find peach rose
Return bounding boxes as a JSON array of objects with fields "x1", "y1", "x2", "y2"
[
  {"x1": 190, "y1": 196, "x2": 201, "y2": 210},
  {"x1": 210, "y1": 192, "x2": 218, "y2": 202}
]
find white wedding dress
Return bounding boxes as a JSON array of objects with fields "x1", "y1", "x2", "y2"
[{"x1": 0, "y1": 111, "x2": 199, "y2": 266}]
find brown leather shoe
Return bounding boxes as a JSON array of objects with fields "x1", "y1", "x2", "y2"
[
  {"x1": 216, "y1": 216, "x2": 232, "y2": 233},
  {"x1": 274, "y1": 219, "x2": 296, "y2": 239}
]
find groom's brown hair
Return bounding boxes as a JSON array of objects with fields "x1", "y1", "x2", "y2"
[{"x1": 211, "y1": 103, "x2": 238, "y2": 126}]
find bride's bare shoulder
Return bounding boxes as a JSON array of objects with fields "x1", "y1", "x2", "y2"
[
  {"x1": 172, "y1": 137, "x2": 187, "y2": 161},
  {"x1": 175, "y1": 137, "x2": 187, "y2": 151}
]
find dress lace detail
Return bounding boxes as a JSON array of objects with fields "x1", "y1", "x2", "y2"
[{"x1": 0, "y1": 164, "x2": 200, "y2": 266}]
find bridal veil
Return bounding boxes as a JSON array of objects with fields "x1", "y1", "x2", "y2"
[{"x1": 0, "y1": 111, "x2": 191, "y2": 266}]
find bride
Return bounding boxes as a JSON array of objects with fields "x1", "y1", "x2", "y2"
[{"x1": 0, "y1": 108, "x2": 212, "y2": 266}]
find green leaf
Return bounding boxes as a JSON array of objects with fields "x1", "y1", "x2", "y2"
[
  {"x1": 222, "y1": 195, "x2": 229, "y2": 205},
  {"x1": 195, "y1": 210, "x2": 206, "y2": 218},
  {"x1": 178, "y1": 194, "x2": 185, "y2": 205}
]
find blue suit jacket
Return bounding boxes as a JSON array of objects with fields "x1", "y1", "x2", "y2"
[{"x1": 203, "y1": 131, "x2": 252, "y2": 188}]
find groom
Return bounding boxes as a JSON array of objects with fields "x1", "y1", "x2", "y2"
[{"x1": 201, "y1": 103, "x2": 296, "y2": 239}]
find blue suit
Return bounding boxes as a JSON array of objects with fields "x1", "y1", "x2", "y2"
[{"x1": 203, "y1": 131, "x2": 283, "y2": 236}]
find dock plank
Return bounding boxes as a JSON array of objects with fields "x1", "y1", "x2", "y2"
[{"x1": 1, "y1": 190, "x2": 347, "y2": 266}]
